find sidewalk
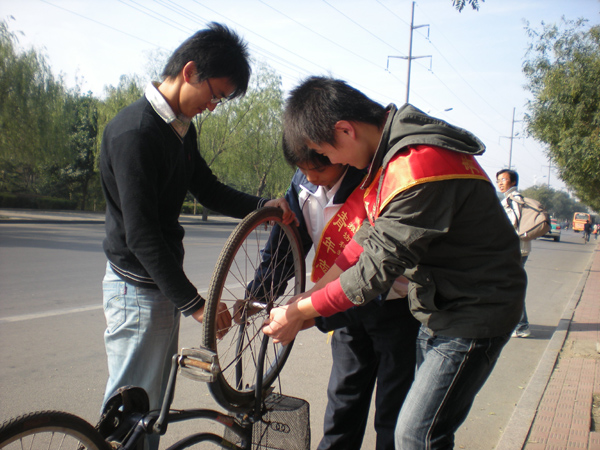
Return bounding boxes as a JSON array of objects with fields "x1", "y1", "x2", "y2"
[{"x1": 498, "y1": 240, "x2": 600, "y2": 450}]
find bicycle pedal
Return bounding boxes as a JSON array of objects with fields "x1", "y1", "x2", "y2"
[{"x1": 178, "y1": 347, "x2": 220, "y2": 382}]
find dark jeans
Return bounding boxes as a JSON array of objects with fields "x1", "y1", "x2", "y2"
[
  {"x1": 317, "y1": 299, "x2": 420, "y2": 450},
  {"x1": 395, "y1": 327, "x2": 511, "y2": 449}
]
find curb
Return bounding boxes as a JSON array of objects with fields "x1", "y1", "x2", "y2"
[
  {"x1": 0, "y1": 219, "x2": 104, "y2": 225},
  {"x1": 0, "y1": 210, "x2": 240, "y2": 226},
  {"x1": 0, "y1": 219, "x2": 238, "y2": 226}
]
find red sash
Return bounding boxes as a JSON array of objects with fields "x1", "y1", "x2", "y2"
[
  {"x1": 312, "y1": 182, "x2": 367, "y2": 282},
  {"x1": 364, "y1": 145, "x2": 490, "y2": 224}
]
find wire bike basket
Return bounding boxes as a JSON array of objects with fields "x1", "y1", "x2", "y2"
[{"x1": 224, "y1": 393, "x2": 310, "y2": 450}]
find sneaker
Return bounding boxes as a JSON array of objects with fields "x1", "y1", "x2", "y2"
[{"x1": 512, "y1": 327, "x2": 531, "y2": 338}]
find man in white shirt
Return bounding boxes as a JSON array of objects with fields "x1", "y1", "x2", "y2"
[{"x1": 497, "y1": 169, "x2": 531, "y2": 338}]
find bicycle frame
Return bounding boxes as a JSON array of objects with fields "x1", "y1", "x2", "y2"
[{"x1": 115, "y1": 338, "x2": 273, "y2": 450}]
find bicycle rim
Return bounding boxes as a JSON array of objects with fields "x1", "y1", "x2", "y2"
[
  {"x1": 203, "y1": 207, "x2": 305, "y2": 412},
  {"x1": 0, "y1": 411, "x2": 109, "y2": 450}
]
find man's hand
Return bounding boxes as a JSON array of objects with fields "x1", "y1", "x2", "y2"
[
  {"x1": 264, "y1": 198, "x2": 298, "y2": 226},
  {"x1": 191, "y1": 302, "x2": 232, "y2": 339},
  {"x1": 262, "y1": 304, "x2": 305, "y2": 346},
  {"x1": 262, "y1": 297, "x2": 318, "y2": 345}
]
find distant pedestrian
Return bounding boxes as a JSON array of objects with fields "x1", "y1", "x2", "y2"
[
  {"x1": 584, "y1": 220, "x2": 592, "y2": 243},
  {"x1": 497, "y1": 169, "x2": 531, "y2": 338}
]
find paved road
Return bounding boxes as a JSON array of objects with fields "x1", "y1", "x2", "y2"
[{"x1": 0, "y1": 210, "x2": 595, "y2": 449}]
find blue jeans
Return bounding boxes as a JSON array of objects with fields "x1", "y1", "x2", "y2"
[
  {"x1": 515, "y1": 255, "x2": 529, "y2": 332},
  {"x1": 102, "y1": 263, "x2": 180, "y2": 449},
  {"x1": 395, "y1": 326, "x2": 510, "y2": 450}
]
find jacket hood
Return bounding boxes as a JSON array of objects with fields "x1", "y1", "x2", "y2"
[
  {"x1": 386, "y1": 103, "x2": 486, "y2": 157},
  {"x1": 363, "y1": 103, "x2": 487, "y2": 188}
]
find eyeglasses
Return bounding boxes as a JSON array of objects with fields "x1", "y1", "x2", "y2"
[{"x1": 205, "y1": 79, "x2": 225, "y2": 105}]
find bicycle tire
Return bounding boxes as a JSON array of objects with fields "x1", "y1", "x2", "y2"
[
  {"x1": 203, "y1": 207, "x2": 305, "y2": 412},
  {"x1": 0, "y1": 411, "x2": 110, "y2": 450}
]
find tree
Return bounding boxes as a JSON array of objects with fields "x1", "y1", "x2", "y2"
[
  {"x1": 0, "y1": 21, "x2": 294, "y2": 210},
  {"x1": 0, "y1": 20, "x2": 71, "y2": 194},
  {"x1": 63, "y1": 92, "x2": 99, "y2": 210},
  {"x1": 97, "y1": 74, "x2": 144, "y2": 148},
  {"x1": 142, "y1": 48, "x2": 169, "y2": 85},
  {"x1": 452, "y1": 0, "x2": 484, "y2": 12},
  {"x1": 521, "y1": 185, "x2": 588, "y2": 221},
  {"x1": 523, "y1": 18, "x2": 600, "y2": 212},
  {"x1": 198, "y1": 64, "x2": 293, "y2": 199}
]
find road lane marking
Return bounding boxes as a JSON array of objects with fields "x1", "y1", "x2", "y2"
[
  {"x1": 0, "y1": 274, "x2": 315, "y2": 324},
  {"x1": 0, "y1": 305, "x2": 103, "y2": 323}
]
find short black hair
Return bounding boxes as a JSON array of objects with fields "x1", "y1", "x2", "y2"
[
  {"x1": 283, "y1": 76, "x2": 386, "y2": 159},
  {"x1": 496, "y1": 169, "x2": 519, "y2": 185},
  {"x1": 282, "y1": 137, "x2": 332, "y2": 169},
  {"x1": 162, "y1": 22, "x2": 251, "y2": 99}
]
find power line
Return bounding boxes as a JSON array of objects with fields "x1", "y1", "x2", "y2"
[
  {"x1": 118, "y1": 0, "x2": 191, "y2": 34},
  {"x1": 322, "y1": 0, "x2": 405, "y2": 56},
  {"x1": 39, "y1": 0, "x2": 170, "y2": 50},
  {"x1": 256, "y1": 0, "x2": 387, "y2": 73},
  {"x1": 374, "y1": 0, "x2": 411, "y2": 27},
  {"x1": 414, "y1": 2, "x2": 514, "y2": 126}
]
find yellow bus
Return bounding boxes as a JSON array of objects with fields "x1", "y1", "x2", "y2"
[{"x1": 572, "y1": 212, "x2": 591, "y2": 232}]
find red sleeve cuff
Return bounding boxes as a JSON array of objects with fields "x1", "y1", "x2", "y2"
[
  {"x1": 335, "y1": 239, "x2": 364, "y2": 271},
  {"x1": 311, "y1": 278, "x2": 355, "y2": 317}
]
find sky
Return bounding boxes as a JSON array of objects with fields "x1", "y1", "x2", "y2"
[{"x1": 2, "y1": 0, "x2": 599, "y2": 191}]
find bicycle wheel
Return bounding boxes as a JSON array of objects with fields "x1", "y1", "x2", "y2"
[
  {"x1": 203, "y1": 207, "x2": 305, "y2": 412},
  {"x1": 0, "y1": 411, "x2": 110, "y2": 450}
]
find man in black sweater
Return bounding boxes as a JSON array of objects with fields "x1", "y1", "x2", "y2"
[{"x1": 99, "y1": 23, "x2": 293, "y2": 449}]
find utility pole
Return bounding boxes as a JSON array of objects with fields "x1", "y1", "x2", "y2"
[
  {"x1": 542, "y1": 163, "x2": 553, "y2": 188},
  {"x1": 508, "y1": 108, "x2": 516, "y2": 169},
  {"x1": 500, "y1": 107, "x2": 523, "y2": 169},
  {"x1": 387, "y1": 1, "x2": 431, "y2": 103}
]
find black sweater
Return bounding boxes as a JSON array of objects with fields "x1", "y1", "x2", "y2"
[{"x1": 100, "y1": 97, "x2": 264, "y2": 315}]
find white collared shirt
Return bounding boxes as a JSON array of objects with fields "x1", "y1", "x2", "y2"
[
  {"x1": 145, "y1": 82, "x2": 191, "y2": 138},
  {"x1": 298, "y1": 171, "x2": 346, "y2": 244}
]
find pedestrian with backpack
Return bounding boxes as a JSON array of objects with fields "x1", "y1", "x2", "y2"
[{"x1": 497, "y1": 169, "x2": 532, "y2": 338}]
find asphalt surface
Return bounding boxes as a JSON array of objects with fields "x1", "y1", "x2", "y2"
[{"x1": 1, "y1": 207, "x2": 598, "y2": 449}]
